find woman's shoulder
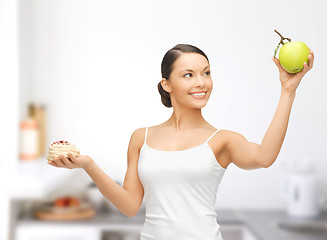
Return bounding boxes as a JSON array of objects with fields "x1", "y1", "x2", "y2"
[
  {"x1": 130, "y1": 125, "x2": 162, "y2": 150},
  {"x1": 129, "y1": 127, "x2": 147, "y2": 152},
  {"x1": 131, "y1": 125, "x2": 158, "y2": 138}
]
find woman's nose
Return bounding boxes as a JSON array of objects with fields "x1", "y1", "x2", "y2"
[{"x1": 195, "y1": 75, "x2": 205, "y2": 86}]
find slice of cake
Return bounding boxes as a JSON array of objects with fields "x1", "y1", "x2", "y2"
[{"x1": 47, "y1": 140, "x2": 80, "y2": 161}]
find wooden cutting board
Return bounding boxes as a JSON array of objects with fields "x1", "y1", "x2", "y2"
[{"x1": 34, "y1": 205, "x2": 96, "y2": 221}]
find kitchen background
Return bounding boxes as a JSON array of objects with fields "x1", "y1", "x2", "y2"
[{"x1": 1, "y1": 0, "x2": 327, "y2": 240}]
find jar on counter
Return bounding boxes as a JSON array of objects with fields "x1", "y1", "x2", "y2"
[{"x1": 19, "y1": 118, "x2": 39, "y2": 161}]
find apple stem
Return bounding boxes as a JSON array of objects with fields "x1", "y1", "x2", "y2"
[
  {"x1": 273, "y1": 30, "x2": 292, "y2": 58},
  {"x1": 274, "y1": 29, "x2": 291, "y2": 45}
]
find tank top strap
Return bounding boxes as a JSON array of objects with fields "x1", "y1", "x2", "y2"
[
  {"x1": 144, "y1": 126, "x2": 148, "y2": 145},
  {"x1": 205, "y1": 129, "x2": 220, "y2": 143}
]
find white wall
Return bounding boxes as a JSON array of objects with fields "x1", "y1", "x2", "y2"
[
  {"x1": 18, "y1": 0, "x2": 327, "y2": 210},
  {"x1": 0, "y1": 0, "x2": 19, "y2": 239}
]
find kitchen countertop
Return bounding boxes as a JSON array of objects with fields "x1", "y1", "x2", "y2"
[
  {"x1": 230, "y1": 209, "x2": 327, "y2": 240},
  {"x1": 17, "y1": 208, "x2": 327, "y2": 240}
]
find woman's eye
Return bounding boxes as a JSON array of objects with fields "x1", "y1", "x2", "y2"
[
  {"x1": 184, "y1": 73, "x2": 192, "y2": 78},
  {"x1": 204, "y1": 71, "x2": 211, "y2": 76}
]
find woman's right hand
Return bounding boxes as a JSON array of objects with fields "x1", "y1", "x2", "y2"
[{"x1": 47, "y1": 153, "x2": 94, "y2": 170}]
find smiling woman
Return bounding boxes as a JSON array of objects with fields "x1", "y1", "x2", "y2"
[{"x1": 47, "y1": 42, "x2": 314, "y2": 240}]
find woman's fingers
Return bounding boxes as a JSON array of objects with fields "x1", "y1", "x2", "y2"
[
  {"x1": 47, "y1": 160, "x2": 59, "y2": 167},
  {"x1": 52, "y1": 155, "x2": 70, "y2": 168},
  {"x1": 47, "y1": 154, "x2": 78, "y2": 169},
  {"x1": 302, "y1": 50, "x2": 314, "y2": 75},
  {"x1": 59, "y1": 155, "x2": 75, "y2": 169},
  {"x1": 303, "y1": 61, "x2": 309, "y2": 72},
  {"x1": 67, "y1": 152, "x2": 77, "y2": 163},
  {"x1": 48, "y1": 154, "x2": 94, "y2": 170},
  {"x1": 308, "y1": 49, "x2": 314, "y2": 69},
  {"x1": 52, "y1": 156, "x2": 65, "y2": 168}
]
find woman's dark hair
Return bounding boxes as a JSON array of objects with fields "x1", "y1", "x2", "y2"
[{"x1": 158, "y1": 44, "x2": 209, "y2": 108}]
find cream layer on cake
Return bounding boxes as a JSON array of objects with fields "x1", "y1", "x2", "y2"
[{"x1": 47, "y1": 140, "x2": 80, "y2": 161}]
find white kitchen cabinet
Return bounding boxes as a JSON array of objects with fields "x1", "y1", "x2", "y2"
[
  {"x1": 15, "y1": 225, "x2": 101, "y2": 240},
  {"x1": 16, "y1": 223, "x2": 259, "y2": 240}
]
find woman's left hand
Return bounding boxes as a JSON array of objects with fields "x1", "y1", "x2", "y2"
[{"x1": 272, "y1": 49, "x2": 314, "y2": 94}]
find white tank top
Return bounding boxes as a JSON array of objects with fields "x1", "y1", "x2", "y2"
[{"x1": 138, "y1": 127, "x2": 227, "y2": 240}]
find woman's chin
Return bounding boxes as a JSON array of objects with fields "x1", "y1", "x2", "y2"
[{"x1": 191, "y1": 101, "x2": 208, "y2": 108}]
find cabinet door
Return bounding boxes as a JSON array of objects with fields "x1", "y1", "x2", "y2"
[{"x1": 16, "y1": 226, "x2": 100, "y2": 240}]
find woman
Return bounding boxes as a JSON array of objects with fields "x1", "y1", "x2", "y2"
[{"x1": 48, "y1": 44, "x2": 314, "y2": 239}]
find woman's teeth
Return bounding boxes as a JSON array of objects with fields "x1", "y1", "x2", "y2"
[
  {"x1": 190, "y1": 93, "x2": 205, "y2": 96},
  {"x1": 189, "y1": 92, "x2": 207, "y2": 99}
]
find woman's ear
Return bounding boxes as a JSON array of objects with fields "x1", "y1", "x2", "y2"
[{"x1": 161, "y1": 78, "x2": 171, "y2": 93}]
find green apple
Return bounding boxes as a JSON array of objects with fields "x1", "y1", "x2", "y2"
[{"x1": 278, "y1": 41, "x2": 310, "y2": 74}]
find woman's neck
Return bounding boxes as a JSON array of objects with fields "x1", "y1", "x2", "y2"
[{"x1": 164, "y1": 108, "x2": 207, "y2": 131}]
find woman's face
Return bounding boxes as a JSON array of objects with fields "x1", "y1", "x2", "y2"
[{"x1": 162, "y1": 52, "x2": 213, "y2": 109}]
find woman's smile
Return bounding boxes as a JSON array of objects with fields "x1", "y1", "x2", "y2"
[{"x1": 189, "y1": 91, "x2": 207, "y2": 99}]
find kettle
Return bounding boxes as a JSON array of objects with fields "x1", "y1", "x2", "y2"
[{"x1": 282, "y1": 172, "x2": 325, "y2": 218}]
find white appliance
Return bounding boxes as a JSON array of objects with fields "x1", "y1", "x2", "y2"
[{"x1": 283, "y1": 172, "x2": 325, "y2": 218}]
